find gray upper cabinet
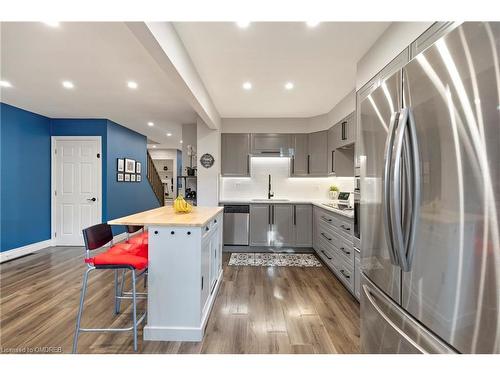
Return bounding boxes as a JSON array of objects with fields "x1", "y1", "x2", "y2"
[
  {"x1": 337, "y1": 112, "x2": 356, "y2": 148},
  {"x1": 307, "y1": 130, "x2": 328, "y2": 176},
  {"x1": 293, "y1": 205, "x2": 312, "y2": 247},
  {"x1": 272, "y1": 204, "x2": 294, "y2": 247},
  {"x1": 327, "y1": 126, "x2": 337, "y2": 175},
  {"x1": 334, "y1": 147, "x2": 354, "y2": 177},
  {"x1": 221, "y1": 133, "x2": 250, "y2": 177},
  {"x1": 249, "y1": 204, "x2": 270, "y2": 246},
  {"x1": 251, "y1": 133, "x2": 291, "y2": 155},
  {"x1": 290, "y1": 134, "x2": 309, "y2": 176}
]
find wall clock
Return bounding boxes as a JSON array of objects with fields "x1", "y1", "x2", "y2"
[{"x1": 200, "y1": 153, "x2": 215, "y2": 168}]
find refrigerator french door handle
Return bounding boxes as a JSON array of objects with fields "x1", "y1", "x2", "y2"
[
  {"x1": 390, "y1": 108, "x2": 410, "y2": 271},
  {"x1": 405, "y1": 108, "x2": 420, "y2": 270},
  {"x1": 383, "y1": 111, "x2": 400, "y2": 266}
]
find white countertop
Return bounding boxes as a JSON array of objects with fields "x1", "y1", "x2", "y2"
[{"x1": 219, "y1": 198, "x2": 354, "y2": 219}]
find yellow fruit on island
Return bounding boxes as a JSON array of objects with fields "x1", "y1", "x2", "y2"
[{"x1": 174, "y1": 196, "x2": 193, "y2": 213}]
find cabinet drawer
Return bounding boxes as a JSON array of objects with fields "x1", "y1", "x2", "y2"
[
  {"x1": 316, "y1": 238, "x2": 337, "y2": 268},
  {"x1": 336, "y1": 258, "x2": 354, "y2": 291},
  {"x1": 336, "y1": 218, "x2": 353, "y2": 239},
  {"x1": 336, "y1": 237, "x2": 354, "y2": 265},
  {"x1": 318, "y1": 223, "x2": 337, "y2": 248},
  {"x1": 317, "y1": 210, "x2": 338, "y2": 230}
]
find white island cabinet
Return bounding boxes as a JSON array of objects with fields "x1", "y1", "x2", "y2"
[{"x1": 108, "y1": 206, "x2": 223, "y2": 342}]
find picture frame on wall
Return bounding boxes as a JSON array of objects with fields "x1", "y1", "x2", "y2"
[
  {"x1": 125, "y1": 158, "x2": 136, "y2": 173},
  {"x1": 124, "y1": 173, "x2": 131, "y2": 182},
  {"x1": 131, "y1": 174, "x2": 136, "y2": 182},
  {"x1": 136, "y1": 174, "x2": 141, "y2": 182},
  {"x1": 117, "y1": 158, "x2": 125, "y2": 172},
  {"x1": 136, "y1": 162, "x2": 141, "y2": 174},
  {"x1": 117, "y1": 173, "x2": 124, "y2": 182}
]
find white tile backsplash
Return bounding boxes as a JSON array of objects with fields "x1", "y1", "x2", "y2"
[{"x1": 220, "y1": 157, "x2": 354, "y2": 200}]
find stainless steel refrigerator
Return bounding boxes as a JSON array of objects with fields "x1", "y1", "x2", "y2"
[{"x1": 359, "y1": 22, "x2": 500, "y2": 354}]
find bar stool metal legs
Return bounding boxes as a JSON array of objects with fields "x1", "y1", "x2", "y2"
[
  {"x1": 132, "y1": 270, "x2": 137, "y2": 352},
  {"x1": 72, "y1": 266, "x2": 146, "y2": 354},
  {"x1": 72, "y1": 267, "x2": 92, "y2": 353}
]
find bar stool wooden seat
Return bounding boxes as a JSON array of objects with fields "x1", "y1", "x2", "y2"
[{"x1": 72, "y1": 223, "x2": 148, "y2": 353}]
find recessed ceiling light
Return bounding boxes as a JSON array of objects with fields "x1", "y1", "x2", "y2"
[
  {"x1": 62, "y1": 81, "x2": 74, "y2": 89},
  {"x1": 167, "y1": 133, "x2": 172, "y2": 137},
  {"x1": 0, "y1": 80, "x2": 12, "y2": 88},
  {"x1": 285, "y1": 82, "x2": 294, "y2": 90},
  {"x1": 127, "y1": 81, "x2": 138, "y2": 89},
  {"x1": 236, "y1": 21, "x2": 250, "y2": 28},
  {"x1": 242, "y1": 82, "x2": 252, "y2": 90},
  {"x1": 152, "y1": 145, "x2": 157, "y2": 148},
  {"x1": 180, "y1": 140, "x2": 183, "y2": 144},
  {"x1": 148, "y1": 122, "x2": 154, "y2": 127},
  {"x1": 306, "y1": 21, "x2": 320, "y2": 28},
  {"x1": 43, "y1": 21, "x2": 60, "y2": 28}
]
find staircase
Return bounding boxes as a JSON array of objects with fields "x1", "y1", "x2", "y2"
[{"x1": 147, "y1": 151, "x2": 165, "y2": 206}]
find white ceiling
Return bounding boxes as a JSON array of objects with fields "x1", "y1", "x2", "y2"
[
  {"x1": 0, "y1": 22, "x2": 197, "y2": 147},
  {"x1": 174, "y1": 22, "x2": 390, "y2": 118}
]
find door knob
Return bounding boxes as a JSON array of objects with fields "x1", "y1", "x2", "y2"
[{"x1": 87, "y1": 197, "x2": 96, "y2": 202}]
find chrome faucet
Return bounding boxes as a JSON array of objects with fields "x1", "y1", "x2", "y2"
[{"x1": 268, "y1": 174, "x2": 274, "y2": 199}]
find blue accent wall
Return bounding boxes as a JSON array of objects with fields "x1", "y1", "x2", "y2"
[
  {"x1": 106, "y1": 120, "x2": 159, "y2": 235},
  {"x1": 0, "y1": 103, "x2": 160, "y2": 252},
  {"x1": 1, "y1": 103, "x2": 51, "y2": 252}
]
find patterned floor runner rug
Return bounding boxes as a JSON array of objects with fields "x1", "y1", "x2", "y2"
[{"x1": 228, "y1": 252, "x2": 322, "y2": 267}]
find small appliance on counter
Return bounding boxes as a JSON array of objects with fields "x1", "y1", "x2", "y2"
[{"x1": 322, "y1": 192, "x2": 354, "y2": 211}]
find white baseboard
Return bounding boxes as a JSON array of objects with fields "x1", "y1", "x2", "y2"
[
  {"x1": 0, "y1": 239, "x2": 54, "y2": 263},
  {"x1": 0, "y1": 232, "x2": 130, "y2": 264}
]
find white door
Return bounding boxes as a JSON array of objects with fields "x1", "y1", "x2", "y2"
[{"x1": 53, "y1": 138, "x2": 101, "y2": 246}]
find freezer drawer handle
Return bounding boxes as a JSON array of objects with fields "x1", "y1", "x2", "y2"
[{"x1": 362, "y1": 284, "x2": 428, "y2": 353}]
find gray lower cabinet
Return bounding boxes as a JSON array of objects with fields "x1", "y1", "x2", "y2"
[
  {"x1": 308, "y1": 130, "x2": 328, "y2": 176},
  {"x1": 272, "y1": 204, "x2": 294, "y2": 247},
  {"x1": 313, "y1": 206, "x2": 357, "y2": 298},
  {"x1": 249, "y1": 204, "x2": 270, "y2": 246},
  {"x1": 251, "y1": 133, "x2": 291, "y2": 155},
  {"x1": 250, "y1": 204, "x2": 312, "y2": 248},
  {"x1": 221, "y1": 133, "x2": 250, "y2": 177},
  {"x1": 290, "y1": 134, "x2": 309, "y2": 176},
  {"x1": 293, "y1": 204, "x2": 312, "y2": 247}
]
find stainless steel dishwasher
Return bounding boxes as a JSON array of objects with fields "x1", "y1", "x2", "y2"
[{"x1": 223, "y1": 205, "x2": 249, "y2": 246}]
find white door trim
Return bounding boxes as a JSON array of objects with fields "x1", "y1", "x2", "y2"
[{"x1": 51, "y1": 136, "x2": 102, "y2": 245}]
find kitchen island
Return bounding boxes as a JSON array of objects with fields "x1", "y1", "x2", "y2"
[{"x1": 108, "y1": 205, "x2": 224, "y2": 342}]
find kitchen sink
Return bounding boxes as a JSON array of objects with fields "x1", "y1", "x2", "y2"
[{"x1": 251, "y1": 198, "x2": 290, "y2": 202}]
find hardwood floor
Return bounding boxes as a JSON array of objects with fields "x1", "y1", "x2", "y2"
[{"x1": 0, "y1": 247, "x2": 360, "y2": 354}]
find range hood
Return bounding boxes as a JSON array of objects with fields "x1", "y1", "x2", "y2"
[{"x1": 250, "y1": 147, "x2": 295, "y2": 158}]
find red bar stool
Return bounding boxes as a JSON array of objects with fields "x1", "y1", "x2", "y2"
[
  {"x1": 126, "y1": 225, "x2": 148, "y2": 246},
  {"x1": 72, "y1": 223, "x2": 148, "y2": 353},
  {"x1": 123, "y1": 225, "x2": 149, "y2": 291}
]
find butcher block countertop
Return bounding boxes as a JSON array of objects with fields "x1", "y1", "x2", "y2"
[{"x1": 108, "y1": 206, "x2": 223, "y2": 227}]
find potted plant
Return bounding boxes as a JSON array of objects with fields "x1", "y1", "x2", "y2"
[{"x1": 329, "y1": 185, "x2": 339, "y2": 200}]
